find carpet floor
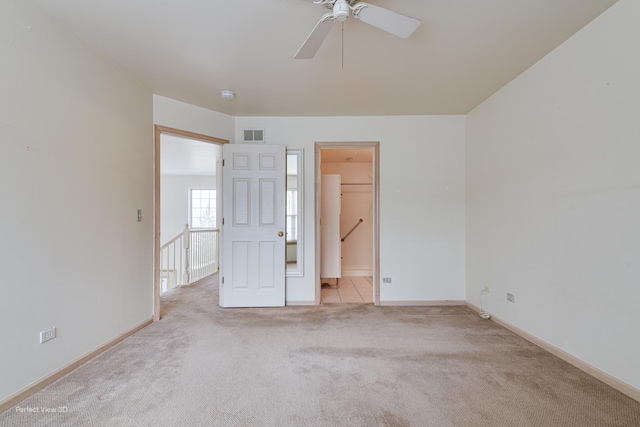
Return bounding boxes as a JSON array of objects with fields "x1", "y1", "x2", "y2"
[{"x1": 1, "y1": 274, "x2": 639, "y2": 426}]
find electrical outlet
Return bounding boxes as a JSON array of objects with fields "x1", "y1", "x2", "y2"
[
  {"x1": 40, "y1": 327, "x2": 56, "y2": 344},
  {"x1": 382, "y1": 277, "x2": 392, "y2": 283},
  {"x1": 507, "y1": 293, "x2": 515, "y2": 303}
]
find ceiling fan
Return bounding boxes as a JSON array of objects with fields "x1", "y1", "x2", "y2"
[{"x1": 295, "y1": 0, "x2": 421, "y2": 59}]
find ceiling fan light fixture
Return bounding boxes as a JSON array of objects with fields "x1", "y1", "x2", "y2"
[
  {"x1": 221, "y1": 90, "x2": 235, "y2": 100},
  {"x1": 334, "y1": 0, "x2": 350, "y2": 22}
]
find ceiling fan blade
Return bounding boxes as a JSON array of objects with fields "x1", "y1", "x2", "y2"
[
  {"x1": 295, "y1": 15, "x2": 335, "y2": 59},
  {"x1": 354, "y1": 3, "x2": 421, "y2": 39}
]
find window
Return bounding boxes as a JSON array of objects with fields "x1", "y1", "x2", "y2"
[{"x1": 190, "y1": 189, "x2": 216, "y2": 229}]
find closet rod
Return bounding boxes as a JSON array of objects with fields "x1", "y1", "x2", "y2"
[{"x1": 341, "y1": 183, "x2": 372, "y2": 185}]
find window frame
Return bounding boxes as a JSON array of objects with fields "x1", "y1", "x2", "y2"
[{"x1": 189, "y1": 188, "x2": 217, "y2": 229}]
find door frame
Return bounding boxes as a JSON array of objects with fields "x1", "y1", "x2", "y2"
[
  {"x1": 314, "y1": 141, "x2": 380, "y2": 305},
  {"x1": 153, "y1": 125, "x2": 228, "y2": 321}
]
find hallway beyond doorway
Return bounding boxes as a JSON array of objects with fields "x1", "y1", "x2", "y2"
[{"x1": 321, "y1": 276, "x2": 373, "y2": 304}]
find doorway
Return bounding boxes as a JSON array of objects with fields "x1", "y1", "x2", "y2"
[
  {"x1": 153, "y1": 125, "x2": 228, "y2": 321},
  {"x1": 314, "y1": 142, "x2": 380, "y2": 305}
]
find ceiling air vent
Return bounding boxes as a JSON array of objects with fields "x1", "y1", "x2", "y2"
[{"x1": 243, "y1": 128, "x2": 265, "y2": 143}]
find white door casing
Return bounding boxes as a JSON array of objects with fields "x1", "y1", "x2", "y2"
[{"x1": 220, "y1": 144, "x2": 286, "y2": 307}]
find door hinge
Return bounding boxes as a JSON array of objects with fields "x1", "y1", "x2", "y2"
[
  {"x1": 222, "y1": 277, "x2": 224, "y2": 284},
  {"x1": 222, "y1": 218, "x2": 225, "y2": 225},
  {"x1": 222, "y1": 159, "x2": 225, "y2": 167}
]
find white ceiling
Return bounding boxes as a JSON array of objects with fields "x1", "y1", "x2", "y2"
[{"x1": 34, "y1": 0, "x2": 617, "y2": 117}]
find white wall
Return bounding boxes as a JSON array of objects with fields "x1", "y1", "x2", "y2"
[
  {"x1": 161, "y1": 175, "x2": 216, "y2": 245},
  {"x1": 0, "y1": 0, "x2": 153, "y2": 403},
  {"x1": 235, "y1": 116, "x2": 466, "y2": 303},
  {"x1": 466, "y1": 0, "x2": 640, "y2": 391},
  {"x1": 153, "y1": 95, "x2": 235, "y2": 143},
  {"x1": 322, "y1": 162, "x2": 373, "y2": 275}
]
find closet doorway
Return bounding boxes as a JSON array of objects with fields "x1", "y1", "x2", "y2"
[{"x1": 314, "y1": 142, "x2": 380, "y2": 305}]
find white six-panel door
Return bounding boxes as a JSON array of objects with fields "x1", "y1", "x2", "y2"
[{"x1": 220, "y1": 144, "x2": 286, "y2": 307}]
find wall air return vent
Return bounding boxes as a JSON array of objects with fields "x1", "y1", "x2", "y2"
[{"x1": 243, "y1": 128, "x2": 265, "y2": 143}]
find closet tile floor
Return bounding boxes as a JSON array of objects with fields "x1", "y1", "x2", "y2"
[{"x1": 321, "y1": 276, "x2": 373, "y2": 304}]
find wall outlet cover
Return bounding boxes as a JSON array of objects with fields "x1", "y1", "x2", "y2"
[{"x1": 40, "y1": 327, "x2": 56, "y2": 343}]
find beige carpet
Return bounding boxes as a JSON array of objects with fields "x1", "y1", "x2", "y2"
[{"x1": 1, "y1": 274, "x2": 639, "y2": 426}]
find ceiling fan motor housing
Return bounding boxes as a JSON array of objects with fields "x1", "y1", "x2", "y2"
[
  {"x1": 295, "y1": 0, "x2": 420, "y2": 59},
  {"x1": 333, "y1": 0, "x2": 350, "y2": 22}
]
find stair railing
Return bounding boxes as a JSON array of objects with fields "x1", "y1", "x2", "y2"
[
  {"x1": 341, "y1": 218, "x2": 364, "y2": 242},
  {"x1": 189, "y1": 227, "x2": 219, "y2": 283},
  {"x1": 160, "y1": 224, "x2": 220, "y2": 294}
]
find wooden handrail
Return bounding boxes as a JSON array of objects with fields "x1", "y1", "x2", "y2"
[
  {"x1": 341, "y1": 219, "x2": 363, "y2": 242},
  {"x1": 160, "y1": 232, "x2": 182, "y2": 251}
]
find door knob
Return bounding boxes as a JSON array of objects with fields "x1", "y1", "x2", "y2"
[{"x1": 278, "y1": 231, "x2": 284, "y2": 237}]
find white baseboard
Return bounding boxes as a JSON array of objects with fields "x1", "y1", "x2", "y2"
[
  {"x1": 0, "y1": 317, "x2": 154, "y2": 413},
  {"x1": 285, "y1": 300, "x2": 316, "y2": 306},
  {"x1": 379, "y1": 300, "x2": 465, "y2": 306},
  {"x1": 465, "y1": 302, "x2": 640, "y2": 403}
]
